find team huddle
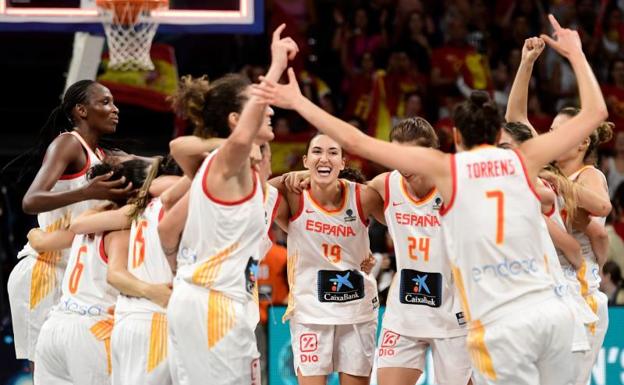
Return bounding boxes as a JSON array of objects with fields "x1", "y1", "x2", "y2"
[{"x1": 6, "y1": 15, "x2": 613, "y2": 385}]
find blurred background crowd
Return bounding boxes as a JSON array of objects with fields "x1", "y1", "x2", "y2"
[{"x1": 2, "y1": 1, "x2": 624, "y2": 379}]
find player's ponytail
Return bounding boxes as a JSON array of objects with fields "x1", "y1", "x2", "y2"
[
  {"x1": 169, "y1": 75, "x2": 211, "y2": 137},
  {"x1": 128, "y1": 156, "x2": 163, "y2": 220}
]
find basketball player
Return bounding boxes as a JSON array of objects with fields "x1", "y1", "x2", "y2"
[
  {"x1": 267, "y1": 133, "x2": 383, "y2": 385},
  {"x1": 29, "y1": 157, "x2": 155, "y2": 385},
  {"x1": 505, "y1": 36, "x2": 613, "y2": 385},
  {"x1": 252, "y1": 15, "x2": 607, "y2": 384},
  {"x1": 159, "y1": 25, "x2": 295, "y2": 385},
  {"x1": 366, "y1": 118, "x2": 472, "y2": 385},
  {"x1": 7, "y1": 80, "x2": 131, "y2": 363},
  {"x1": 498, "y1": 122, "x2": 600, "y2": 380}
]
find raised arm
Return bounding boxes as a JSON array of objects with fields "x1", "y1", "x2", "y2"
[
  {"x1": 105, "y1": 230, "x2": 172, "y2": 308},
  {"x1": 519, "y1": 15, "x2": 608, "y2": 178},
  {"x1": 253, "y1": 70, "x2": 449, "y2": 192},
  {"x1": 211, "y1": 25, "x2": 298, "y2": 179},
  {"x1": 505, "y1": 37, "x2": 545, "y2": 128}
]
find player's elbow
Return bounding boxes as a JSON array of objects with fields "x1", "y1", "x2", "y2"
[
  {"x1": 594, "y1": 201, "x2": 612, "y2": 218},
  {"x1": 22, "y1": 195, "x2": 37, "y2": 215},
  {"x1": 169, "y1": 137, "x2": 186, "y2": 162}
]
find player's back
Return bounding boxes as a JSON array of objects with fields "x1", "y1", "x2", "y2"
[
  {"x1": 441, "y1": 146, "x2": 555, "y2": 326},
  {"x1": 176, "y1": 150, "x2": 265, "y2": 304}
]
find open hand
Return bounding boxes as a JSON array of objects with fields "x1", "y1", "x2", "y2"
[
  {"x1": 281, "y1": 170, "x2": 310, "y2": 194},
  {"x1": 83, "y1": 172, "x2": 135, "y2": 201},
  {"x1": 251, "y1": 68, "x2": 303, "y2": 110}
]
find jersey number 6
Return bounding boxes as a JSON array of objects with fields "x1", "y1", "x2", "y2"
[{"x1": 68, "y1": 245, "x2": 87, "y2": 294}]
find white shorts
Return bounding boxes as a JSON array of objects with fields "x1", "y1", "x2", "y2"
[
  {"x1": 469, "y1": 297, "x2": 575, "y2": 385},
  {"x1": 34, "y1": 312, "x2": 112, "y2": 385},
  {"x1": 289, "y1": 319, "x2": 377, "y2": 377},
  {"x1": 376, "y1": 328, "x2": 472, "y2": 385},
  {"x1": 574, "y1": 291, "x2": 609, "y2": 385},
  {"x1": 167, "y1": 279, "x2": 260, "y2": 385},
  {"x1": 112, "y1": 312, "x2": 171, "y2": 385},
  {"x1": 8, "y1": 245, "x2": 64, "y2": 361}
]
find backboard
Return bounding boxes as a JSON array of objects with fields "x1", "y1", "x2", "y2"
[{"x1": 0, "y1": 0, "x2": 263, "y2": 33}]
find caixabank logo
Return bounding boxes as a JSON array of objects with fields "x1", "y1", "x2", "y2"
[
  {"x1": 317, "y1": 270, "x2": 365, "y2": 303},
  {"x1": 399, "y1": 269, "x2": 442, "y2": 307}
]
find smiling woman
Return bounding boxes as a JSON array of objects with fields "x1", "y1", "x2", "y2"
[{"x1": 6, "y1": 79, "x2": 134, "y2": 365}]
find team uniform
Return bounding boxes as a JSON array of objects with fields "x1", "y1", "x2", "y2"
[
  {"x1": 441, "y1": 146, "x2": 574, "y2": 385},
  {"x1": 34, "y1": 232, "x2": 118, "y2": 385},
  {"x1": 378, "y1": 171, "x2": 472, "y2": 385},
  {"x1": 112, "y1": 198, "x2": 173, "y2": 385},
  {"x1": 7, "y1": 131, "x2": 104, "y2": 361},
  {"x1": 543, "y1": 182, "x2": 597, "y2": 351},
  {"x1": 566, "y1": 166, "x2": 610, "y2": 385},
  {"x1": 167, "y1": 150, "x2": 264, "y2": 385},
  {"x1": 285, "y1": 180, "x2": 378, "y2": 377}
]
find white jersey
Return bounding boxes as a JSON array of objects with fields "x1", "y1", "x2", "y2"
[
  {"x1": 441, "y1": 146, "x2": 555, "y2": 327},
  {"x1": 285, "y1": 180, "x2": 378, "y2": 325},
  {"x1": 383, "y1": 171, "x2": 466, "y2": 338},
  {"x1": 568, "y1": 166, "x2": 608, "y2": 296},
  {"x1": 37, "y1": 131, "x2": 105, "y2": 239},
  {"x1": 28, "y1": 131, "x2": 105, "y2": 310},
  {"x1": 544, "y1": 183, "x2": 597, "y2": 325},
  {"x1": 56, "y1": 233, "x2": 118, "y2": 318},
  {"x1": 259, "y1": 184, "x2": 282, "y2": 259},
  {"x1": 116, "y1": 198, "x2": 173, "y2": 317},
  {"x1": 176, "y1": 150, "x2": 265, "y2": 303}
]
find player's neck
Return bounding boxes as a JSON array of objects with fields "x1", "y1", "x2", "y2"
[
  {"x1": 73, "y1": 126, "x2": 100, "y2": 151},
  {"x1": 558, "y1": 158, "x2": 585, "y2": 177},
  {"x1": 406, "y1": 177, "x2": 434, "y2": 198},
  {"x1": 310, "y1": 180, "x2": 343, "y2": 208}
]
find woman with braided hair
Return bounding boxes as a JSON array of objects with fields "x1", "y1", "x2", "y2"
[{"x1": 7, "y1": 80, "x2": 133, "y2": 365}]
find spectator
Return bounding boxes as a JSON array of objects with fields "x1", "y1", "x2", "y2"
[
  {"x1": 602, "y1": 132, "x2": 624, "y2": 197},
  {"x1": 601, "y1": 57, "x2": 624, "y2": 139},
  {"x1": 607, "y1": 182, "x2": 624, "y2": 268},
  {"x1": 600, "y1": 261, "x2": 624, "y2": 305},
  {"x1": 395, "y1": 11, "x2": 432, "y2": 73}
]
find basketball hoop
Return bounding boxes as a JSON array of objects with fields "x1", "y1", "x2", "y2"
[{"x1": 96, "y1": 0, "x2": 168, "y2": 71}]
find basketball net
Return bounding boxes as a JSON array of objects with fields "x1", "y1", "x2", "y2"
[{"x1": 96, "y1": 0, "x2": 167, "y2": 71}]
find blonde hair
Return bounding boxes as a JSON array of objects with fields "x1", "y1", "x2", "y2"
[
  {"x1": 127, "y1": 156, "x2": 163, "y2": 221},
  {"x1": 540, "y1": 163, "x2": 578, "y2": 226}
]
